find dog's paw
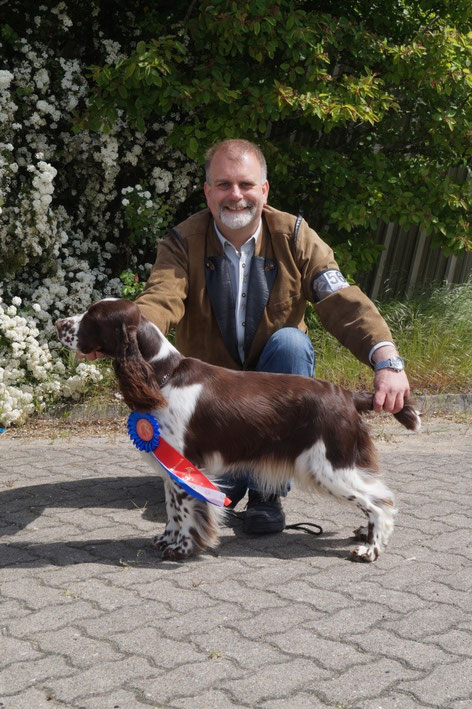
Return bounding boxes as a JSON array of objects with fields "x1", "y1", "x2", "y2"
[
  {"x1": 151, "y1": 532, "x2": 194, "y2": 561},
  {"x1": 160, "y1": 541, "x2": 194, "y2": 561},
  {"x1": 352, "y1": 525, "x2": 368, "y2": 542},
  {"x1": 151, "y1": 534, "x2": 171, "y2": 552},
  {"x1": 350, "y1": 544, "x2": 380, "y2": 563}
]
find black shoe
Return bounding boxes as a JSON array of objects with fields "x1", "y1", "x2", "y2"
[{"x1": 243, "y1": 490, "x2": 286, "y2": 535}]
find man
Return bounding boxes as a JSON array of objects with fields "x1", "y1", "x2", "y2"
[{"x1": 83, "y1": 139, "x2": 410, "y2": 534}]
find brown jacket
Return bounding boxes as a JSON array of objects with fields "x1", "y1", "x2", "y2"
[{"x1": 136, "y1": 206, "x2": 393, "y2": 369}]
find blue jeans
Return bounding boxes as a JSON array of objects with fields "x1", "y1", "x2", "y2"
[{"x1": 217, "y1": 328, "x2": 316, "y2": 505}]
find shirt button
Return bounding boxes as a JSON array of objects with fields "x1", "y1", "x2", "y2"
[
  {"x1": 242, "y1": 293, "x2": 246, "y2": 297},
  {"x1": 242, "y1": 321, "x2": 246, "y2": 326}
]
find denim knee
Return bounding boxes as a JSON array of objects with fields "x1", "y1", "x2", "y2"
[{"x1": 256, "y1": 327, "x2": 315, "y2": 377}]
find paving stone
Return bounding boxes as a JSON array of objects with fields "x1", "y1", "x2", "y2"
[
  {"x1": 1, "y1": 655, "x2": 74, "y2": 695},
  {"x1": 112, "y1": 627, "x2": 204, "y2": 668},
  {"x1": 271, "y1": 629, "x2": 376, "y2": 670},
  {"x1": 171, "y1": 688, "x2": 243, "y2": 708},
  {"x1": 381, "y1": 604, "x2": 466, "y2": 640},
  {"x1": 132, "y1": 659, "x2": 244, "y2": 705},
  {"x1": 192, "y1": 626, "x2": 287, "y2": 670},
  {"x1": 260, "y1": 693, "x2": 331, "y2": 709},
  {"x1": 356, "y1": 697, "x2": 430, "y2": 709},
  {"x1": 0, "y1": 686, "x2": 64, "y2": 708},
  {"x1": 5, "y1": 600, "x2": 102, "y2": 638},
  {"x1": 2, "y1": 635, "x2": 43, "y2": 664},
  {"x1": 423, "y1": 628, "x2": 472, "y2": 656},
  {"x1": 68, "y1": 688, "x2": 151, "y2": 708},
  {"x1": 398, "y1": 658, "x2": 472, "y2": 705},
  {"x1": 221, "y1": 658, "x2": 331, "y2": 705},
  {"x1": 32, "y1": 626, "x2": 123, "y2": 668},
  {"x1": 346, "y1": 628, "x2": 452, "y2": 670},
  {"x1": 313, "y1": 657, "x2": 419, "y2": 705},
  {"x1": 48, "y1": 657, "x2": 155, "y2": 703}
]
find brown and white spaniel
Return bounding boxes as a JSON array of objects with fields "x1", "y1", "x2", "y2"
[{"x1": 56, "y1": 298, "x2": 420, "y2": 562}]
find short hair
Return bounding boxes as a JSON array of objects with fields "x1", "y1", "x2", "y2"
[{"x1": 204, "y1": 139, "x2": 267, "y2": 183}]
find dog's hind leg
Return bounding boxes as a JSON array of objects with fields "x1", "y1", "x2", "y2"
[
  {"x1": 348, "y1": 483, "x2": 396, "y2": 563},
  {"x1": 334, "y1": 470, "x2": 396, "y2": 562},
  {"x1": 298, "y1": 449, "x2": 396, "y2": 562}
]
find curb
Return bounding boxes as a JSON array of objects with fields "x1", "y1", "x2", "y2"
[
  {"x1": 416, "y1": 393, "x2": 472, "y2": 414},
  {"x1": 41, "y1": 393, "x2": 472, "y2": 422}
]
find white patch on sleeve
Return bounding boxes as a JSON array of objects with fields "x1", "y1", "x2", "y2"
[{"x1": 312, "y1": 270, "x2": 350, "y2": 301}]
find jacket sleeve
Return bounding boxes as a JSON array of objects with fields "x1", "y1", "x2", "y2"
[
  {"x1": 294, "y1": 219, "x2": 393, "y2": 366},
  {"x1": 135, "y1": 232, "x2": 189, "y2": 335}
]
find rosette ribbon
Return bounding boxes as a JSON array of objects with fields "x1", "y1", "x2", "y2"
[{"x1": 127, "y1": 412, "x2": 231, "y2": 508}]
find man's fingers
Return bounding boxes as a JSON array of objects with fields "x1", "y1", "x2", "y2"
[{"x1": 373, "y1": 390, "x2": 386, "y2": 413}]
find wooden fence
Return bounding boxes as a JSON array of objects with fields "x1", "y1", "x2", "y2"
[{"x1": 360, "y1": 166, "x2": 472, "y2": 300}]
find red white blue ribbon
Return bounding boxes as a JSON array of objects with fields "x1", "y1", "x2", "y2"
[{"x1": 127, "y1": 412, "x2": 231, "y2": 508}]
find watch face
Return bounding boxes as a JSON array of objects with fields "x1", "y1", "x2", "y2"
[
  {"x1": 390, "y1": 357, "x2": 404, "y2": 370},
  {"x1": 374, "y1": 356, "x2": 404, "y2": 372}
]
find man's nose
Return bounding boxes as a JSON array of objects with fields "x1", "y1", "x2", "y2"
[{"x1": 228, "y1": 183, "x2": 243, "y2": 200}]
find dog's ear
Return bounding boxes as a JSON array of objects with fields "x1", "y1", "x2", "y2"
[
  {"x1": 114, "y1": 357, "x2": 167, "y2": 412},
  {"x1": 116, "y1": 323, "x2": 140, "y2": 361},
  {"x1": 114, "y1": 320, "x2": 167, "y2": 412}
]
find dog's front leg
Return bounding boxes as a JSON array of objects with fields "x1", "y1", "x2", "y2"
[
  {"x1": 151, "y1": 477, "x2": 189, "y2": 558},
  {"x1": 151, "y1": 478, "x2": 222, "y2": 561}
]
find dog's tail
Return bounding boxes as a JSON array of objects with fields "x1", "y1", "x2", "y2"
[{"x1": 352, "y1": 392, "x2": 421, "y2": 432}]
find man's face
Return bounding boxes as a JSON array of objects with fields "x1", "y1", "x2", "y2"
[{"x1": 204, "y1": 150, "x2": 269, "y2": 241}]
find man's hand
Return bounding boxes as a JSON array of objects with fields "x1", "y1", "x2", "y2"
[
  {"x1": 373, "y1": 368, "x2": 410, "y2": 413},
  {"x1": 76, "y1": 350, "x2": 107, "y2": 361},
  {"x1": 371, "y1": 344, "x2": 410, "y2": 414}
]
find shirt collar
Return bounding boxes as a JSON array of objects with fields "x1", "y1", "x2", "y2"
[{"x1": 214, "y1": 220, "x2": 262, "y2": 254}]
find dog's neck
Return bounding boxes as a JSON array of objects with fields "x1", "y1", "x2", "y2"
[{"x1": 136, "y1": 318, "x2": 182, "y2": 388}]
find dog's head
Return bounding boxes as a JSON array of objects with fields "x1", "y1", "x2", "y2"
[
  {"x1": 56, "y1": 298, "x2": 167, "y2": 412},
  {"x1": 56, "y1": 297, "x2": 142, "y2": 359}
]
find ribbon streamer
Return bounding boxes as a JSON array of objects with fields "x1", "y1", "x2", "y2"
[{"x1": 127, "y1": 412, "x2": 231, "y2": 508}]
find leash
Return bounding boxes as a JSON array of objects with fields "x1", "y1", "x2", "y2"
[
  {"x1": 227, "y1": 510, "x2": 323, "y2": 536},
  {"x1": 285, "y1": 522, "x2": 323, "y2": 535}
]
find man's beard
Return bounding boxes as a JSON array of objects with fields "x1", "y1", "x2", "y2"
[{"x1": 219, "y1": 200, "x2": 256, "y2": 230}]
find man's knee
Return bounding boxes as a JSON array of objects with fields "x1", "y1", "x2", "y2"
[
  {"x1": 257, "y1": 327, "x2": 315, "y2": 376},
  {"x1": 267, "y1": 327, "x2": 311, "y2": 350}
]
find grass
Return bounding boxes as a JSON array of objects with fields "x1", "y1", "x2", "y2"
[{"x1": 307, "y1": 279, "x2": 472, "y2": 394}]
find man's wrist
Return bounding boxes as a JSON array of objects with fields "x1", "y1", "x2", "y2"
[
  {"x1": 369, "y1": 342, "x2": 398, "y2": 366},
  {"x1": 373, "y1": 355, "x2": 405, "y2": 373}
]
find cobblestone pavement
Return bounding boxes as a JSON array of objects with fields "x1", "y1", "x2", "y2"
[{"x1": 1, "y1": 415, "x2": 471, "y2": 709}]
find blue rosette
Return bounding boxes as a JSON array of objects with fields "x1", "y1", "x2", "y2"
[{"x1": 127, "y1": 412, "x2": 160, "y2": 452}]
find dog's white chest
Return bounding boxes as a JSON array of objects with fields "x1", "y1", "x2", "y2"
[{"x1": 154, "y1": 382, "x2": 203, "y2": 449}]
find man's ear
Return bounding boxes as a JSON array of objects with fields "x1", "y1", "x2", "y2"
[
  {"x1": 262, "y1": 180, "x2": 269, "y2": 204},
  {"x1": 203, "y1": 181, "x2": 210, "y2": 203}
]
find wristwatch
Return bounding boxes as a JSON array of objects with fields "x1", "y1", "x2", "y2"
[{"x1": 373, "y1": 356, "x2": 405, "y2": 372}]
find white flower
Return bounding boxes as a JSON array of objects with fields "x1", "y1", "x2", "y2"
[{"x1": 0, "y1": 70, "x2": 14, "y2": 90}]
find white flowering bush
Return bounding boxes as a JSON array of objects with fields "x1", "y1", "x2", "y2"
[
  {"x1": 0, "y1": 296, "x2": 104, "y2": 427},
  {"x1": 0, "y1": 2, "x2": 199, "y2": 427}
]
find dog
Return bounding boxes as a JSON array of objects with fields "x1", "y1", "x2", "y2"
[{"x1": 56, "y1": 298, "x2": 420, "y2": 562}]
